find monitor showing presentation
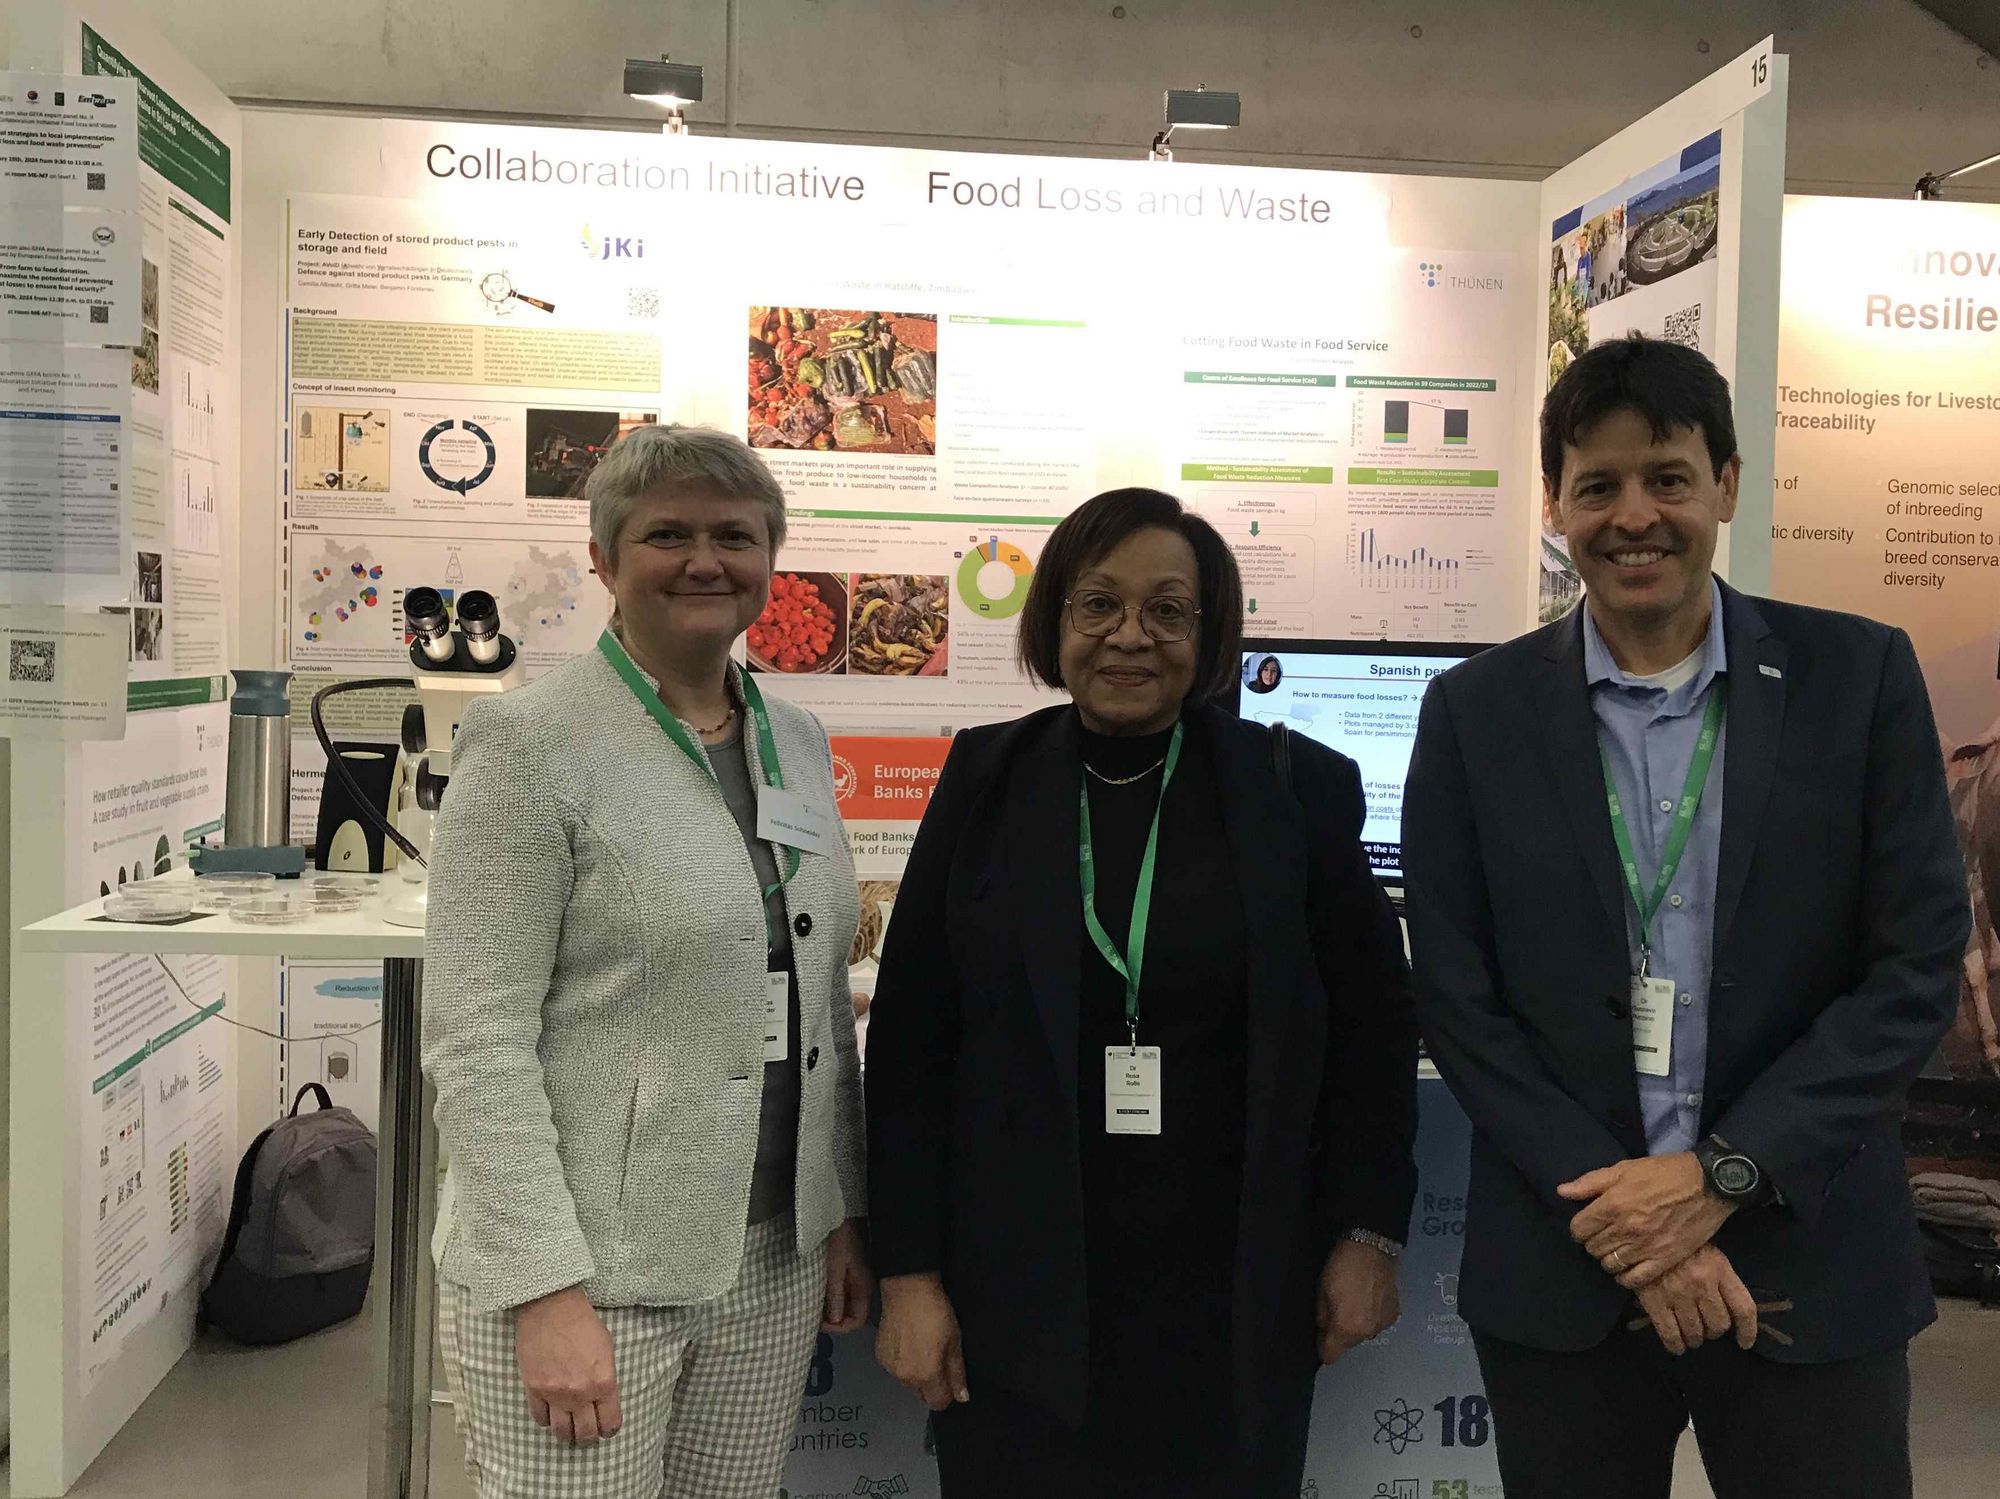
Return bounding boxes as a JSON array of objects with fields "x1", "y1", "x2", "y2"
[{"x1": 1235, "y1": 639, "x2": 1493, "y2": 884}]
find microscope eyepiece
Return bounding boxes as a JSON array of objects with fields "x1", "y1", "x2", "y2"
[
  {"x1": 456, "y1": 590, "x2": 502, "y2": 664},
  {"x1": 404, "y1": 586, "x2": 454, "y2": 663}
]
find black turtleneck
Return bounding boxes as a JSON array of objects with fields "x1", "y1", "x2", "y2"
[{"x1": 1073, "y1": 711, "x2": 1249, "y2": 1445}]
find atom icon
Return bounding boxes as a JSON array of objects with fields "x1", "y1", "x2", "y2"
[{"x1": 1374, "y1": 1396, "x2": 1425, "y2": 1454}]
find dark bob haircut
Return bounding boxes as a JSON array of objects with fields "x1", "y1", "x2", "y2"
[
  {"x1": 1541, "y1": 333, "x2": 1738, "y2": 491},
  {"x1": 1017, "y1": 487, "x2": 1244, "y2": 704}
]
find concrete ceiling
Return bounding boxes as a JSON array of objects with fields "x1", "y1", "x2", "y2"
[{"x1": 1913, "y1": 1, "x2": 2000, "y2": 57}]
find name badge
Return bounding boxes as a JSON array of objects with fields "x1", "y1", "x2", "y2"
[
  {"x1": 763, "y1": 971, "x2": 789, "y2": 1064},
  {"x1": 1630, "y1": 973, "x2": 1676, "y2": 1079},
  {"x1": 756, "y1": 785, "x2": 837, "y2": 858},
  {"x1": 1104, "y1": 1046, "x2": 1162, "y2": 1135}
]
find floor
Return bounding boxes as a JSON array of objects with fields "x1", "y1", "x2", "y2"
[{"x1": 11, "y1": 1300, "x2": 1999, "y2": 1497}]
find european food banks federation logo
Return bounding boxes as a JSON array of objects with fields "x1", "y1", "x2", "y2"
[{"x1": 581, "y1": 223, "x2": 645, "y2": 260}]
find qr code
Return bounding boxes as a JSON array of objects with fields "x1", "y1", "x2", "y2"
[
  {"x1": 10, "y1": 638, "x2": 56, "y2": 684},
  {"x1": 87, "y1": 171, "x2": 106, "y2": 191},
  {"x1": 1662, "y1": 304, "x2": 1703, "y2": 348},
  {"x1": 627, "y1": 286, "x2": 661, "y2": 319},
  {"x1": 89, "y1": 303, "x2": 109, "y2": 324}
]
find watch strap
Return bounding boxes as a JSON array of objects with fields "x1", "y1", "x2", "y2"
[{"x1": 1342, "y1": 1228, "x2": 1404, "y2": 1259}]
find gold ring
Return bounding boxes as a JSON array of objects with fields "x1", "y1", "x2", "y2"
[{"x1": 1609, "y1": 1249, "x2": 1626, "y2": 1272}]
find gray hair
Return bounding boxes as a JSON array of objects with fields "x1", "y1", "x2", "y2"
[{"x1": 585, "y1": 423, "x2": 787, "y2": 558}]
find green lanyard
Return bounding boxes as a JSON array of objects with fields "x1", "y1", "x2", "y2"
[
  {"x1": 1079, "y1": 721, "x2": 1184, "y2": 1049},
  {"x1": 1600, "y1": 679, "x2": 1727, "y2": 976},
  {"x1": 597, "y1": 629, "x2": 799, "y2": 921}
]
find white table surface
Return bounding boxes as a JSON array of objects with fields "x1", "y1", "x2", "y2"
[{"x1": 18, "y1": 870, "x2": 425, "y2": 960}]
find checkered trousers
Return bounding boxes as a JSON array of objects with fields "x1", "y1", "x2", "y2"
[{"x1": 440, "y1": 1216, "x2": 827, "y2": 1498}]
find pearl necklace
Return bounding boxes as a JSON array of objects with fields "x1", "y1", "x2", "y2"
[{"x1": 1083, "y1": 757, "x2": 1166, "y2": 786}]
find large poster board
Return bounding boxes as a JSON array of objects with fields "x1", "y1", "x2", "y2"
[
  {"x1": 1771, "y1": 195, "x2": 2000, "y2": 1079},
  {"x1": 282, "y1": 128, "x2": 1528, "y2": 749}
]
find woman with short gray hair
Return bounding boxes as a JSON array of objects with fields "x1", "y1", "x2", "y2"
[{"x1": 424, "y1": 422, "x2": 871, "y2": 1497}]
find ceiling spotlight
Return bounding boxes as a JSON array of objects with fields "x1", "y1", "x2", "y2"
[
  {"x1": 624, "y1": 57, "x2": 704, "y2": 134},
  {"x1": 1150, "y1": 85, "x2": 1241, "y2": 161},
  {"x1": 1914, "y1": 148, "x2": 2000, "y2": 199}
]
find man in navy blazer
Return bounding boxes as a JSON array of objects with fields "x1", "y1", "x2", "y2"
[{"x1": 1403, "y1": 335, "x2": 1967, "y2": 1498}]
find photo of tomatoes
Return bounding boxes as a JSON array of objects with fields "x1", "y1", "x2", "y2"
[{"x1": 746, "y1": 571, "x2": 848, "y2": 675}]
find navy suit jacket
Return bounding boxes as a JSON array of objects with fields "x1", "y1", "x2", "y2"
[{"x1": 1402, "y1": 582, "x2": 1968, "y2": 1361}]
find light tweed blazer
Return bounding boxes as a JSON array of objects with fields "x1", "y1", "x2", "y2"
[{"x1": 422, "y1": 647, "x2": 864, "y2": 1315}]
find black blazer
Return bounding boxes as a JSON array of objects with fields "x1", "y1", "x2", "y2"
[
  {"x1": 1402, "y1": 582, "x2": 1969, "y2": 1361},
  {"x1": 866, "y1": 703, "x2": 1418, "y2": 1438}
]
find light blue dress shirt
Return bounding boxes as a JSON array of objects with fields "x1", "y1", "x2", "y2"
[{"x1": 1582, "y1": 579, "x2": 1728, "y2": 1155}]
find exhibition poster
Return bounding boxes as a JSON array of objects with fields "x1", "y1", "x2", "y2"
[
  {"x1": 62, "y1": 701, "x2": 232, "y2": 1390},
  {"x1": 1535, "y1": 36, "x2": 1780, "y2": 625},
  {"x1": 85, "y1": 21, "x2": 233, "y2": 687},
  {"x1": 289, "y1": 126, "x2": 1524, "y2": 751},
  {"x1": 1771, "y1": 195, "x2": 2000, "y2": 1080}
]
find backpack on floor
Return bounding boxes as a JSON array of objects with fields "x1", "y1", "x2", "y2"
[{"x1": 201, "y1": 1082, "x2": 378, "y2": 1344}]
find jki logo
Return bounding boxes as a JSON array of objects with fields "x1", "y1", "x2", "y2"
[{"x1": 582, "y1": 223, "x2": 645, "y2": 259}]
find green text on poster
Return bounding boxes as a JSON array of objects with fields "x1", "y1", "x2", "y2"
[{"x1": 82, "y1": 25, "x2": 231, "y2": 223}]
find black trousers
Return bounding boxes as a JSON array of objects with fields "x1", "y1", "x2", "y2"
[
  {"x1": 1473, "y1": 1328, "x2": 1912, "y2": 1499},
  {"x1": 929, "y1": 1377, "x2": 1315, "y2": 1499}
]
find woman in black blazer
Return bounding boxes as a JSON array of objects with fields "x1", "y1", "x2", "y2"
[{"x1": 866, "y1": 489, "x2": 1420, "y2": 1495}]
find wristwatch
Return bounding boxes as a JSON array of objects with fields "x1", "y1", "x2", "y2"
[
  {"x1": 1695, "y1": 1136, "x2": 1771, "y2": 1205},
  {"x1": 1343, "y1": 1229, "x2": 1404, "y2": 1259}
]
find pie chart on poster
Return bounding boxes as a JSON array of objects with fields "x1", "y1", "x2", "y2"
[{"x1": 956, "y1": 536, "x2": 1033, "y2": 619}]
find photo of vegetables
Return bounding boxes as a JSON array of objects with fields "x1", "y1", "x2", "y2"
[
  {"x1": 747, "y1": 307, "x2": 938, "y2": 456},
  {"x1": 849, "y1": 574, "x2": 948, "y2": 677},
  {"x1": 746, "y1": 571, "x2": 848, "y2": 674}
]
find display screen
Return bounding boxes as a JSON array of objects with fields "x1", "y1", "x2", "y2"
[{"x1": 1235, "y1": 639, "x2": 1491, "y2": 883}]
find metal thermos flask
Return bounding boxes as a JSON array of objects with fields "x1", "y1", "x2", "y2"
[{"x1": 223, "y1": 670, "x2": 293, "y2": 848}]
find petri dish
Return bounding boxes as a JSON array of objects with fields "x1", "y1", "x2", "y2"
[
  {"x1": 104, "y1": 889, "x2": 196, "y2": 923},
  {"x1": 232, "y1": 895, "x2": 309, "y2": 927},
  {"x1": 294, "y1": 883, "x2": 370, "y2": 914},
  {"x1": 193, "y1": 871, "x2": 278, "y2": 910},
  {"x1": 300, "y1": 870, "x2": 381, "y2": 892}
]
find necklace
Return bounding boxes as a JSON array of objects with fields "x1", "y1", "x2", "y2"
[
  {"x1": 686, "y1": 703, "x2": 736, "y2": 736},
  {"x1": 1084, "y1": 756, "x2": 1166, "y2": 786}
]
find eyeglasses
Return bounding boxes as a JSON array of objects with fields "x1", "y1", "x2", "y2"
[{"x1": 1064, "y1": 590, "x2": 1200, "y2": 643}]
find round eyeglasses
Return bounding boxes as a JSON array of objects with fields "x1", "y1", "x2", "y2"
[{"x1": 1064, "y1": 590, "x2": 1200, "y2": 643}]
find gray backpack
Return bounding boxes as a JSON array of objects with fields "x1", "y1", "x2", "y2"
[{"x1": 201, "y1": 1083, "x2": 377, "y2": 1344}]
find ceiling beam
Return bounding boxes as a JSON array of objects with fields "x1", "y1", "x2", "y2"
[{"x1": 1913, "y1": 1, "x2": 2000, "y2": 59}]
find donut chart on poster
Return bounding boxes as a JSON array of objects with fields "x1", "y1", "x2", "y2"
[
  {"x1": 418, "y1": 418, "x2": 498, "y2": 493},
  {"x1": 956, "y1": 535, "x2": 1033, "y2": 620}
]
